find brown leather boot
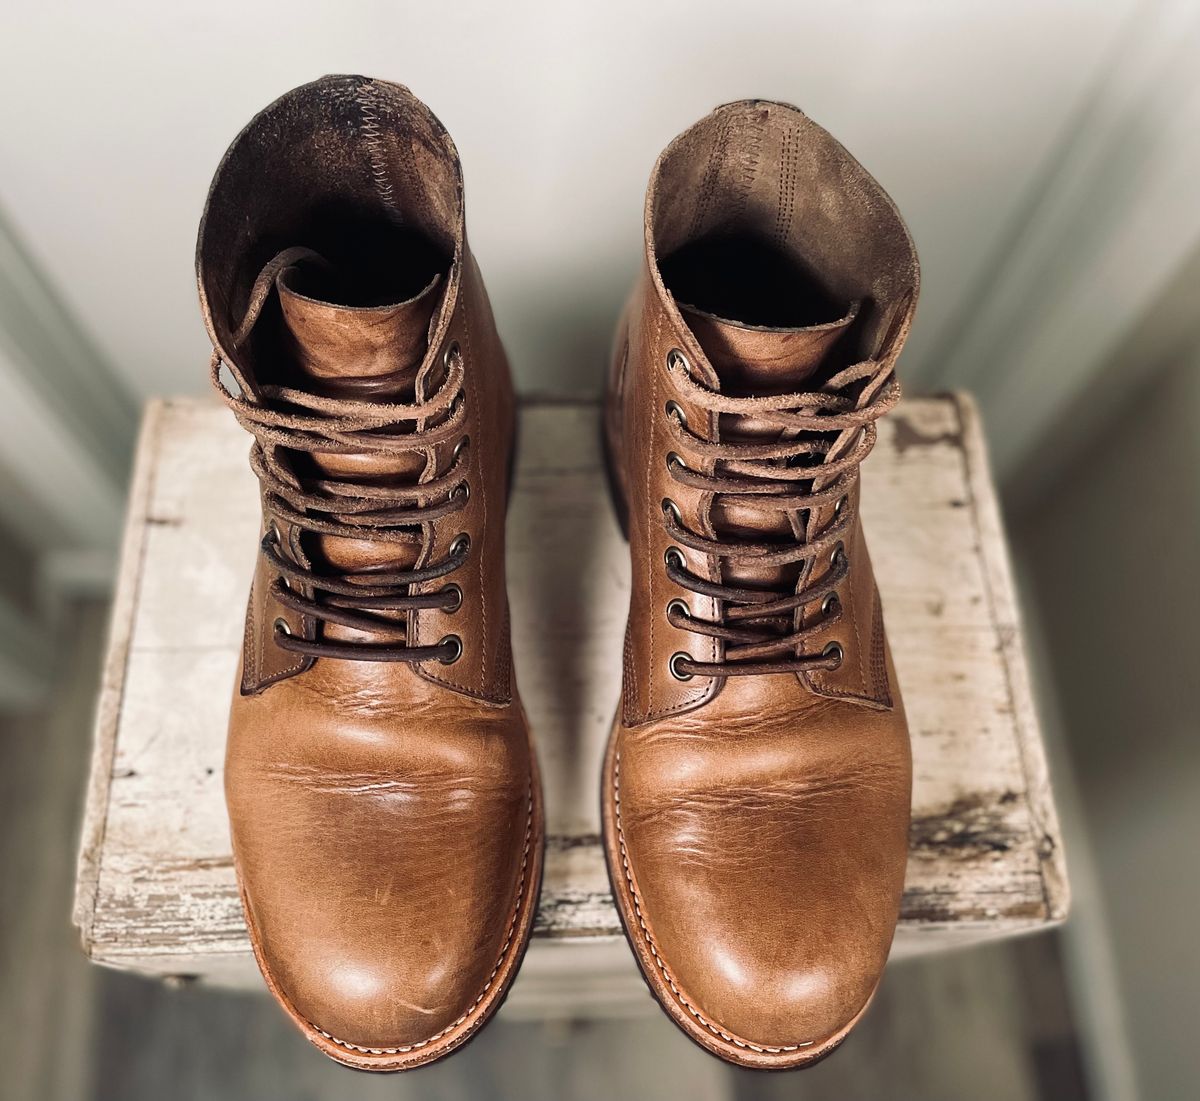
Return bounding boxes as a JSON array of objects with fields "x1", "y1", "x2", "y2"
[
  {"x1": 602, "y1": 101, "x2": 919, "y2": 1069},
  {"x1": 196, "y1": 76, "x2": 543, "y2": 1071}
]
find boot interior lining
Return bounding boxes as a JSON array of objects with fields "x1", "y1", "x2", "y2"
[
  {"x1": 659, "y1": 231, "x2": 844, "y2": 329},
  {"x1": 198, "y1": 76, "x2": 459, "y2": 379},
  {"x1": 279, "y1": 215, "x2": 449, "y2": 310},
  {"x1": 650, "y1": 101, "x2": 919, "y2": 359}
]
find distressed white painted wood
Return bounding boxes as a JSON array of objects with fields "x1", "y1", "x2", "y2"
[{"x1": 74, "y1": 395, "x2": 1067, "y2": 1004}]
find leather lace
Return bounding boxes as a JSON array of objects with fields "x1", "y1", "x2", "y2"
[
  {"x1": 209, "y1": 248, "x2": 469, "y2": 664},
  {"x1": 661, "y1": 350, "x2": 898, "y2": 678}
]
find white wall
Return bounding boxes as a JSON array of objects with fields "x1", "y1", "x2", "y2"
[{"x1": 0, "y1": 0, "x2": 1137, "y2": 400}]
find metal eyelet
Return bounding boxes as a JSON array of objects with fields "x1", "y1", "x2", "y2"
[
  {"x1": 666, "y1": 598, "x2": 690, "y2": 622},
  {"x1": 441, "y1": 583, "x2": 463, "y2": 613},
  {"x1": 834, "y1": 495, "x2": 848, "y2": 518},
  {"x1": 452, "y1": 435, "x2": 470, "y2": 463},
  {"x1": 273, "y1": 617, "x2": 292, "y2": 637},
  {"x1": 438, "y1": 635, "x2": 463, "y2": 664},
  {"x1": 669, "y1": 651, "x2": 694, "y2": 681},
  {"x1": 661, "y1": 497, "x2": 682, "y2": 525},
  {"x1": 665, "y1": 400, "x2": 687, "y2": 427},
  {"x1": 666, "y1": 452, "x2": 685, "y2": 475},
  {"x1": 666, "y1": 348, "x2": 691, "y2": 377},
  {"x1": 830, "y1": 542, "x2": 847, "y2": 569},
  {"x1": 454, "y1": 481, "x2": 471, "y2": 504},
  {"x1": 443, "y1": 340, "x2": 461, "y2": 369},
  {"x1": 268, "y1": 521, "x2": 282, "y2": 545},
  {"x1": 664, "y1": 546, "x2": 685, "y2": 570},
  {"x1": 822, "y1": 641, "x2": 844, "y2": 667},
  {"x1": 449, "y1": 533, "x2": 471, "y2": 559},
  {"x1": 821, "y1": 592, "x2": 840, "y2": 617}
]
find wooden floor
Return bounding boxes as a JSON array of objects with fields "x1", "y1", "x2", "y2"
[{"x1": 1, "y1": 601, "x2": 1088, "y2": 1101}]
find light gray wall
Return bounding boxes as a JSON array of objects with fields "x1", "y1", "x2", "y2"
[{"x1": 0, "y1": 0, "x2": 1136, "y2": 399}]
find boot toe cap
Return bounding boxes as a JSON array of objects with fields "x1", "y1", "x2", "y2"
[
  {"x1": 648, "y1": 922, "x2": 879, "y2": 1052},
  {"x1": 226, "y1": 694, "x2": 537, "y2": 1058},
  {"x1": 258, "y1": 935, "x2": 499, "y2": 1053},
  {"x1": 612, "y1": 721, "x2": 908, "y2": 1056}
]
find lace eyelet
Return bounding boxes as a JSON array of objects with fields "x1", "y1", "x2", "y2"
[
  {"x1": 454, "y1": 481, "x2": 471, "y2": 504},
  {"x1": 821, "y1": 592, "x2": 840, "y2": 617},
  {"x1": 834, "y1": 495, "x2": 848, "y2": 518},
  {"x1": 665, "y1": 400, "x2": 687, "y2": 427},
  {"x1": 661, "y1": 497, "x2": 682, "y2": 525},
  {"x1": 268, "y1": 521, "x2": 282, "y2": 545},
  {"x1": 669, "y1": 651, "x2": 694, "y2": 681},
  {"x1": 830, "y1": 543, "x2": 847, "y2": 569},
  {"x1": 449, "y1": 533, "x2": 471, "y2": 559},
  {"x1": 441, "y1": 583, "x2": 463, "y2": 613},
  {"x1": 664, "y1": 546, "x2": 685, "y2": 571},
  {"x1": 443, "y1": 340, "x2": 460, "y2": 369},
  {"x1": 273, "y1": 617, "x2": 292, "y2": 637},
  {"x1": 666, "y1": 451, "x2": 685, "y2": 475},
  {"x1": 438, "y1": 634, "x2": 463, "y2": 664},
  {"x1": 666, "y1": 348, "x2": 691, "y2": 377},
  {"x1": 666, "y1": 598, "x2": 690, "y2": 622},
  {"x1": 452, "y1": 435, "x2": 470, "y2": 463},
  {"x1": 822, "y1": 641, "x2": 844, "y2": 667}
]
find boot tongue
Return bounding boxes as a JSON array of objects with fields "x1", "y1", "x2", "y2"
[
  {"x1": 275, "y1": 262, "x2": 446, "y2": 598},
  {"x1": 679, "y1": 300, "x2": 857, "y2": 392},
  {"x1": 277, "y1": 267, "x2": 441, "y2": 387},
  {"x1": 680, "y1": 299, "x2": 858, "y2": 589}
]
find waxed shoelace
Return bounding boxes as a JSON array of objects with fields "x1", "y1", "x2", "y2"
[
  {"x1": 661, "y1": 350, "x2": 899, "y2": 678},
  {"x1": 209, "y1": 249, "x2": 469, "y2": 664}
]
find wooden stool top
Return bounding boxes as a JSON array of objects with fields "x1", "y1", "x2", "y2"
[{"x1": 74, "y1": 394, "x2": 1067, "y2": 992}]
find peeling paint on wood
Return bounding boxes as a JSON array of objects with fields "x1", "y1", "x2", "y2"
[{"x1": 73, "y1": 395, "x2": 1068, "y2": 991}]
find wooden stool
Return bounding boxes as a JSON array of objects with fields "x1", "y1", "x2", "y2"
[{"x1": 73, "y1": 394, "x2": 1068, "y2": 1015}]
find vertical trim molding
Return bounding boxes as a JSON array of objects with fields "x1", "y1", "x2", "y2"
[
  {"x1": 0, "y1": 206, "x2": 137, "y2": 706},
  {"x1": 0, "y1": 207, "x2": 138, "y2": 550}
]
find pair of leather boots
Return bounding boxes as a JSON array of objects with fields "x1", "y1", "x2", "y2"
[{"x1": 197, "y1": 75, "x2": 918, "y2": 1072}]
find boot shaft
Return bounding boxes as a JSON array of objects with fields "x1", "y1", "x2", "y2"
[
  {"x1": 608, "y1": 99, "x2": 919, "y2": 721},
  {"x1": 198, "y1": 75, "x2": 516, "y2": 703}
]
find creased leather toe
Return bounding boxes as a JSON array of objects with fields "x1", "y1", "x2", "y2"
[{"x1": 609, "y1": 697, "x2": 909, "y2": 1056}]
